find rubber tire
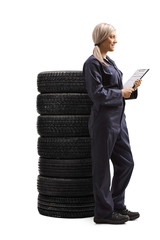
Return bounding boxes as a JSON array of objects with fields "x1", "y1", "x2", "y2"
[
  {"x1": 37, "y1": 194, "x2": 95, "y2": 218},
  {"x1": 38, "y1": 194, "x2": 94, "y2": 204},
  {"x1": 38, "y1": 157, "x2": 92, "y2": 177},
  {"x1": 37, "y1": 175, "x2": 93, "y2": 197},
  {"x1": 38, "y1": 201, "x2": 94, "y2": 210},
  {"x1": 37, "y1": 71, "x2": 87, "y2": 93},
  {"x1": 37, "y1": 136, "x2": 91, "y2": 159},
  {"x1": 37, "y1": 115, "x2": 90, "y2": 137},
  {"x1": 38, "y1": 207, "x2": 94, "y2": 218},
  {"x1": 36, "y1": 93, "x2": 92, "y2": 115}
]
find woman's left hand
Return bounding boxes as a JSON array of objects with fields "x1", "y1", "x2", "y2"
[{"x1": 133, "y1": 79, "x2": 142, "y2": 90}]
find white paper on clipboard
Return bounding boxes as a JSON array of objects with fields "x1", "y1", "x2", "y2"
[{"x1": 123, "y1": 69, "x2": 149, "y2": 88}]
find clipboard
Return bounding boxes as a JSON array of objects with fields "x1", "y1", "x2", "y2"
[{"x1": 123, "y1": 69, "x2": 150, "y2": 88}]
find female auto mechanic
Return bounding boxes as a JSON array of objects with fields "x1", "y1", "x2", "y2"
[{"x1": 83, "y1": 23, "x2": 142, "y2": 224}]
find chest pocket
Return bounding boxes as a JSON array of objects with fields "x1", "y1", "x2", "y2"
[
  {"x1": 101, "y1": 63, "x2": 121, "y2": 88},
  {"x1": 102, "y1": 71, "x2": 114, "y2": 87},
  {"x1": 101, "y1": 61, "x2": 122, "y2": 89}
]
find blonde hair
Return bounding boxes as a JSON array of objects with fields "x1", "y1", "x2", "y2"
[{"x1": 92, "y1": 23, "x2": 116, "y2": 66}]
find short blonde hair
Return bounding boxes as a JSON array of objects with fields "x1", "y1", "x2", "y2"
[{"x1": 92, "y1": 23, "x2": 116, "y2": 66}]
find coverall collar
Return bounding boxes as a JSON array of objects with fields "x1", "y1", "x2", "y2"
[{"x1": 104, "y1": 55, "x2": 123, "y2": 89}]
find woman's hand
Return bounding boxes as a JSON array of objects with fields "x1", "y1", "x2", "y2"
[
  {"x1": 122, "y1": 88, "x2": 134, "y2": 98},
  {"x1": 133, "y1": 79, "x2": 142, "y2": 90},
  {"x1": 122, "y1": 79, "x2": 142, "y2": 98}
]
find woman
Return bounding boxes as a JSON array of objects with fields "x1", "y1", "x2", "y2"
[{"x1": 83, "y1": 23, "x2": 142, "y2": 224}]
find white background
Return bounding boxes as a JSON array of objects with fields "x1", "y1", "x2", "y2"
[{"x1": 1, "y1": 0, "x2": 160, "y2": 239}]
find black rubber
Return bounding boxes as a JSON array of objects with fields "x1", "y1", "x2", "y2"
[
  {"x1": 37, "y1": 71, "x2": 87, "y2": 93},
  {"x1": 37, "y1": 136, "x2": 91, "y2": 159},
  {"x1": 38, "y1": 207, "x2": 94, "y2": 218},
  {"x1": 38, "y1": 201, "x2": 94, "y2": 210},
  {"x1": 36, "y1": 93, "x2": 92, "y2": 115},
  {"x1": 38, "y1": 194, "x2": 94, "y2": 204},
  {"x1": 38, "y1": 157, "x2": 92, "y2": 177},
  {"x1": 36, "y1": 71, "x2": 94, "y2": 219},
  {"x1": 37, "y1": 175, "x2": 93, "y2": 197},
  {"x1": 38, "y1": 202, "x2": 94, "y2": 213},
  {"x1": 36, "y1": 115, "x2": 90, "y2": 137}
]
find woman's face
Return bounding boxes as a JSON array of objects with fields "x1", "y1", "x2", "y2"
[{"x1": 101, "y1": 30, "x2": 117, "y2": 52}]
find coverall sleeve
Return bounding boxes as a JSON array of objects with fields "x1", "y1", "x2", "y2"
[{"x1": 83, "y1": 60, "x2": 123, "y2": 107}]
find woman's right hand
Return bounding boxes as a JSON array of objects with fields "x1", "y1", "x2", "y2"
[{"x1": 121, "y1": 88, "x2": 134, "y2": 98}]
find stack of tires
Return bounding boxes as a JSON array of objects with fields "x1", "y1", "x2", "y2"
[{"x1": 36, "y1": 71, "x2": 95, "y2": 218}]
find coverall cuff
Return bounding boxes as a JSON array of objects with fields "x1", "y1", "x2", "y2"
[{"x1": 114, "y1": 89, "x2": 124, "y2": 106}]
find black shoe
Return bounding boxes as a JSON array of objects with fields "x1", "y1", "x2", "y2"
[
  {"x1": 114, "y1": 208, "x2": 140, "y2": 221},
  {"x1": 93, "y1": 211, "x2": 129, "y2": 224}
]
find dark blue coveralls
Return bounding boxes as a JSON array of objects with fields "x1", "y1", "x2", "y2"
[{"x1": 83, "y1": 54, "x2": 138, "y2": 218}]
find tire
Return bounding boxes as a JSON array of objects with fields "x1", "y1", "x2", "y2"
[
  {"x1": 38, "y1": 194, "x2": 94, "y2": 204},
  {"x1": 37, "y1": 115, "x2": 90, "y2": 137},
  {"x1": 36, "y1": 93, "x2": 92, "y2": 115},
  {"x1": 37, "y1": 136, "x2": 91, "y2": 159},
  {"x1": 38, "y1": 202, "x2": 94, "y2": 210},
  {"x1": 38, "y1": 157, "x2": 92, "y2": 178},
  {"x1": 38, "y1": 208, "x2": 94, "y2": 218},
  {"x1": 37, "y1": 71, "x2": 87, "y2": 93},
  {"x1": 37, "y1": 175, "x2": 93, "y2": 197}
]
